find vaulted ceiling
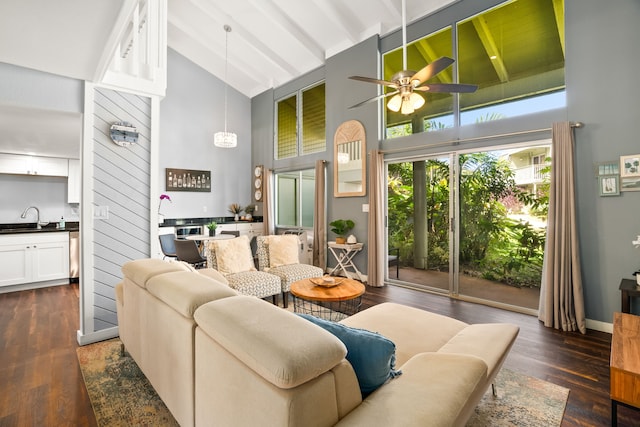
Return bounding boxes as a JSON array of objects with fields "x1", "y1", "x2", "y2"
[{"x1": 0, "y1": 0, "x2": 458, "y2": 99}]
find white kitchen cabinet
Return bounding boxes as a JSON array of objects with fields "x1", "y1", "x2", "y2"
[
  {"x1": 217, "y1": 222, "x2": 264, "y2": 239},
  {"x1": 0, "y1": 153, "x2": 68, "y2": 176},
  {"x1": 67, "y1": 159, "x2": 80, "y2": 203},
  {"x1": 236, "y1": 222, "x2": 264, "y2": 239},
  {"x1": 0, "y1": 232, "x2": 69, "y2": 287}
]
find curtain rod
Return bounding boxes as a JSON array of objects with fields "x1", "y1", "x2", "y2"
[{"x1": 381, "y1": 121, "x2": 584, "y2": 154}]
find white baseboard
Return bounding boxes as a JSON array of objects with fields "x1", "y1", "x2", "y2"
[
  {"x1": 77, "y1": 326, "x2": 119, "y2": 346},
  {"x1": 586, "y1": 318, "x2": 613, "y2": 334}
]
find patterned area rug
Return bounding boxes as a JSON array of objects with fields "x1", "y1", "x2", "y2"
[
  {"x1": 77, "y1": 339, "x2": 568, "y2": 427},
  {"x1": 466, "y1": 368, "x2": 569, "y2": 426}
]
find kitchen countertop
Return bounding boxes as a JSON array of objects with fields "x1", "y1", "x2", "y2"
[
  {"x1": 159, "y1": 217, "x2": 263, "y2": 227},
  {"x1": 0, "y1": 221, "x2": 79, "y2": 235}
]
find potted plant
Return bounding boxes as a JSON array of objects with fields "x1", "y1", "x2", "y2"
[
  {"x1": 330, "y1": 219, "x2": 355, "y2": 244},
  {"x1": 228, "y1": 203, "x2": 242, "y2": 221},
  {"x1": 244, "y1": 205, "x2": 256, "y2": 221},
  {"x1": 206, "y1": 221, "x2": 217, "y2": 236}
]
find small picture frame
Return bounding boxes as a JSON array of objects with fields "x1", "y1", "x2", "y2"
[
  {"x1": 620, "y1": 154, "x2": 640, "y2": 177},
  {"x1": 598, "y1": 175, "x2": 619, "y2": 196},
  {"x1": 621, "y1": 176, "x2": 640, "y2": 192}
]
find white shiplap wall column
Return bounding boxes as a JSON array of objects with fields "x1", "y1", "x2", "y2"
[{"x1": 78, "y1": 82, "x2": 158, "y2": 345}]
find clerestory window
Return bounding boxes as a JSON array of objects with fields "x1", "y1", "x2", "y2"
[
  {"x1": 275, "y1": 82, "x2": 326, "y2": 159},
  {"x1": 384, "y1": 0, "x2": 565, "y2": 138}
]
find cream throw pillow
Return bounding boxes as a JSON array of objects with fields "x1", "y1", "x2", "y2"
[
  {"x1": 212, "y1": 235, "x2": 255, "y2": 275},
  {"x1": 268, "y1": 235, "x2": 300, "y2": 268}
]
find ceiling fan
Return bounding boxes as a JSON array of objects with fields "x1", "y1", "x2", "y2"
[{"x1": 349, "y1": 0, "x2": 478, "y2": 115}]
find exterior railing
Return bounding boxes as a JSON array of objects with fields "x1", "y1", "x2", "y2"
[{"x1": 513, "y1": 164, "x2": 548, "y2": 184}]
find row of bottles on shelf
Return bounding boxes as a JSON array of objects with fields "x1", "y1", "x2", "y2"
[{"x1": 168, "y1": 172, "x2": 211, "y2": 189}]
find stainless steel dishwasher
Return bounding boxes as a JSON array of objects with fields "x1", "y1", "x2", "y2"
[{"x1": 69, "y1": 231, "x2": 79, "y2": 282}]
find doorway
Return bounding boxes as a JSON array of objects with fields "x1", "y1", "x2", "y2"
[{"x1": 386, "y1": 142, "x2": 550, "y2": 313}]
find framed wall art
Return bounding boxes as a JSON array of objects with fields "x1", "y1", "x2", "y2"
[
  {"x1": 620, "y1": 154, "x2": 640, "y2": 177},
  {"x1": 598, "y1": 175, "x2": 619, "y2": 196},
  {"x1": 619, "y1": 154, "x2": 640, "y2": 192},
  {"x1": 166, "y1": 168, "x2": 211, "y2": 192}
]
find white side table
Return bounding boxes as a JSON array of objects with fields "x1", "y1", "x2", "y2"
[{"x1": 327, "y1": 241, "x2": 365, "y2": 282}]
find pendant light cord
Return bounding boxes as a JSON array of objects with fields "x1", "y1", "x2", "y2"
[{"x1": 223, "y1": 25, "x2": 231, "y2": 134}]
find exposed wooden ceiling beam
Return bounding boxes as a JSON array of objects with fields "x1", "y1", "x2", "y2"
[
  {"x1": 250, "y1": 0, "x2": 325, "y2": 62},
  {"x1": 415, "y1": 39, "x2": 451, "y2": 83},
  {"x1": 552, "y1": 0, "x2": 565, "y2": 57},
  {"x1": 472, "y1": 16, "x2": 509, "y2": 83},
  {"x1": 190, "y1": 0, "x2": 299, "y2": 77}
]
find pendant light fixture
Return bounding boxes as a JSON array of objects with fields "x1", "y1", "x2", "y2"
[{"x1": 214, "y1": 24, "x2": 237, "y2": 148}]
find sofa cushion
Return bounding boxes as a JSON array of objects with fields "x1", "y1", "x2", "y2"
[
  {"x1": 334, "y1": 353, "x2": 488, "y2": 427},
  {"x1": 122, "y1": 258, "x2": 187, "y2": 289},
  {"x1": 209, "y1": 236, "x2": 255, "y2": 274},
  {"x1": 146, "y1": 271, "x2": 237, "y2": 318},
  {"x1": 267, "y1": 235, "x2": 300, "y2": 267},
  {"x1": 340, "y1": 302, "x2": 468, "y2": 367},
  {"x1": 298, "y1": 313, "x2": 402, "y2": 396},
  {"x1": 197, "y1": 267, "x2": 229, "y2": 285},
  {"x1": 194, "y1": 296, "x2": 347, "y2": 389}
]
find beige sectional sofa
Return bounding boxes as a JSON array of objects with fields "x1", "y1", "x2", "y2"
[{"x1": 115, "y1": 258, "x2": 519, "y2": 427}]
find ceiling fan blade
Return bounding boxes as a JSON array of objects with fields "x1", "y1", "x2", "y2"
[
  {"x1": 349, "y1": 90, "x2": 399, "y2": 109},
  {"x1": 410, "y1": 57, "x2": 455, "y2": 86},
  {"x1": 415, "y1": 83, "x2": 478, "y2": 93},
  {"x1": 349, "y1": 75, "x2": 398, "y2": 88}
]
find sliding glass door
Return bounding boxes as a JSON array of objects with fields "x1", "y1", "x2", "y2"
[
  {"x1": 387, "y1": 155, "x2": 452, "y2": 294},
  {"x1": 387, "y1": 142, "x2": 549, "y2": 312}
]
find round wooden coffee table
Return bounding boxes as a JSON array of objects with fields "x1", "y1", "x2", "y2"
[{"x1": 290, "y1": 277, "x2": 365, "y2": 321}]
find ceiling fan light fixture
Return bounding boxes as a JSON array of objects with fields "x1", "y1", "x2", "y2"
[
  {"x1": 400, "y1": 100, "x2": 414, "y2": 115},
  {"x1": 387, "y1": 94, "x2": 402, "y2": 112},
  {"x1": 214, "y1": 24, "x2": 237, "y2": 149},
  {"x1": 409, "y1": 92, "x2": 425, "y2": 110}
]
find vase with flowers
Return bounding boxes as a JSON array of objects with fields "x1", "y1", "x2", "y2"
[
  {"x1": 229, "y1": 203, "x2": 242, "y2": 221},
  {"x1": 158, "y1": 194, "x2": 171, "y2": 223}
]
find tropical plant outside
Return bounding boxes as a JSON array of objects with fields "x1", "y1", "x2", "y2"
[{"x1": 388, "y1": 150, "x2": 549, "y2": 289}]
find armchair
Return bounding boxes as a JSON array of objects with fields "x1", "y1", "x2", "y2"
[
  {"x1": 206, "y1": 235, "x2": 281, "y2": 302},
  {"x1": 256, "y1": 235, "x2": 323, "y2": 307}
]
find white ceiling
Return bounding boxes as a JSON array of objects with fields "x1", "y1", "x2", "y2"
[
  {"x1": 0, "y1": 0, "x2": 458, "y2": 98},
  {"x1": 168, "y1": 0, "x2": 458, "y2": 98},
  {"x1": 0, "y1": 0, "x2": 457, "y2": 156}
]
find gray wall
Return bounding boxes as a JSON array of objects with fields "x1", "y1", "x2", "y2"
[
  {"x1": 251, "y1": 0, "x2": 640, "y2": 324},
  {"x1": 159, "y1": 49, "x2": 252, "y2": 219},
  {"x1": 567, "y1": 0, "x2": 640, "y2": 321}
]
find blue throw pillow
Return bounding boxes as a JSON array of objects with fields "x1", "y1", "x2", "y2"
[{"x1": 297, "y1": 313, "x2": 402, "y2": 396}]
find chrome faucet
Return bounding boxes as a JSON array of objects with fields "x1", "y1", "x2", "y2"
[{"x1": 21, "y1": 206, "x2": 41, "y2": 229}]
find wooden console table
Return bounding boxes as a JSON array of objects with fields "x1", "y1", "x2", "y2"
[
  {"x1": 610, "y1": 312, "x2": 640, "y2": 426},
  {"x1": 619, "y1": 278, "x2": 640, "y2": 314}
]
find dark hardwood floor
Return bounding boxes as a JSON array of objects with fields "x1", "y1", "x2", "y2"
[{"x1": 0, "y1": 282, "x2": 636, "y2": 426}]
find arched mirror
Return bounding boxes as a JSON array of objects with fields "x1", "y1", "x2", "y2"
[{"x1": 334, "y1": 120, "x2": 366, "y2": 197}]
